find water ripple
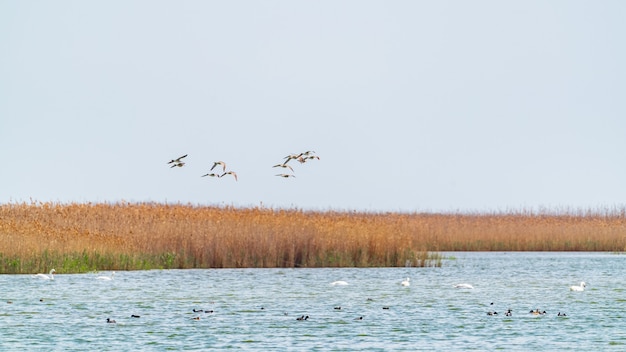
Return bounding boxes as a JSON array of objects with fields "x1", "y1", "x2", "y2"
[{"x1": 1, "y1": 252, "x2": 624, "y2": 350}]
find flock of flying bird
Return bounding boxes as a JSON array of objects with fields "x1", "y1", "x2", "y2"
[
  {"x1": 167, "y1": 150, "x2": 320, "y2": 181},
  {"x1": 272, "y1": 150, "x2": 319, "y2": 178}
]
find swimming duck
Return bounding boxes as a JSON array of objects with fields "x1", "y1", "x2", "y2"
[
  {"x1": 487, "y1": 311, "x2": 498, "y2": 316},
  {"x1": 401, "y1": 278, "x2": 410, "y2": 287},
  {"x1": 96, "y1": 272, "x2": 115, "y2": 281},
  {"x1": 558, "y1": 312, "x2": 567, "y2": 317},
  {"x1": 570, "y1": 282, "x2": 586, "y2": 291},
  {"x1": 106, "y1": 318, "x2": 116, "y2": 323},
  {"x1": 32, "y1": 269, "x2": 55, "y2": 280},
  {"x1": 505, "y1": 309, "x2": 512, "y2": 316}
]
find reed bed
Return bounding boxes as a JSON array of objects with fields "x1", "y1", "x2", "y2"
[{"x1": 1, "y1": 202, "x2": 625, "y2": 273}]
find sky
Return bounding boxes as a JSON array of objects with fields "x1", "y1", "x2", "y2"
[{"x1": 1, "y1": 1, "x2": 625, "y2": 213}]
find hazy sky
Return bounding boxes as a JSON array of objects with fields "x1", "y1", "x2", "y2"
[{"x1": 1, "y1": 1, "x2": 625, "y2": 213}]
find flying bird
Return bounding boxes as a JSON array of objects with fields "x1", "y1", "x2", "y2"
[
  {"x1": 303, "y1": 155, "x2": 320, "y2": 162},
  {"x1": 272, "y1": 164, "x2": 294, "y2": 172},
  {"x1": 221, "y1": 171, "x2": 238, "y2": 181},
  {"x1": 201, "y1": 173, "x2": 221, "y2": 178},
  {"x1": 282, "y1": 154, "x2": 301, "y2": 164},
  {"x1": 167, "y1": 154, "x2": 187, "y2": 164},
  {"x1": 295, "y1": 155, "x2": 320, "y2": 164},
  {"x1": 210, "y1": 161, "x2": 227, "y2": 172},
  {"x1": 275, "y1": 174, "x2": 295, "y2": 178}
]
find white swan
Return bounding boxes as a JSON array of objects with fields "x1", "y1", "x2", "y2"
[
  {"x1": 32, "y1": 269, "x2": 55, "y2": 280},
  {"x1": 330, "y1": 281, "x2": 349, "y2": 286},
  {"x1": 96, "y1": 272, "x2": 115, "y2": 281},
  {"x1": 454, "y1": 283, "x2": 474, "y2": 289},
  {"x1": 401, "y1": 278, "x2": 410, "y2": 287},
  {"x1": 570, "y1": 282, "x2": 586, "y2": 291}
]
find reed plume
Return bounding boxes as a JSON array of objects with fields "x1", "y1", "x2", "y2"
[{"x1": 1, "y1": 202, "x2": 624, "y2": 273}]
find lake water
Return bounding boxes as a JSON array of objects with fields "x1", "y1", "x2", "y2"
[{"x1": 1, "y1": 252, "x2": 624, "y2": 351}]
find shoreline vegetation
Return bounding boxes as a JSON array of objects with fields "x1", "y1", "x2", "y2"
[{"x1": 1, "y1": 202, "x2": 625, "y2": 274}]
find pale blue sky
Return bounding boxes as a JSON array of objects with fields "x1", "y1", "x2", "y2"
[{"x1": 1, "y1": 1, "x2": 625, "y2": 212}]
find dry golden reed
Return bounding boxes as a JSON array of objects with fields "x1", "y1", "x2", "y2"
[{"x1": 1, "y1": 202, "x2": 625, "y2": 273}]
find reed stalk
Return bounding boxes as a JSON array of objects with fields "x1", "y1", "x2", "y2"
[{"x1": 1, "y1": 202, "x2": 624, "y2": 273}]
